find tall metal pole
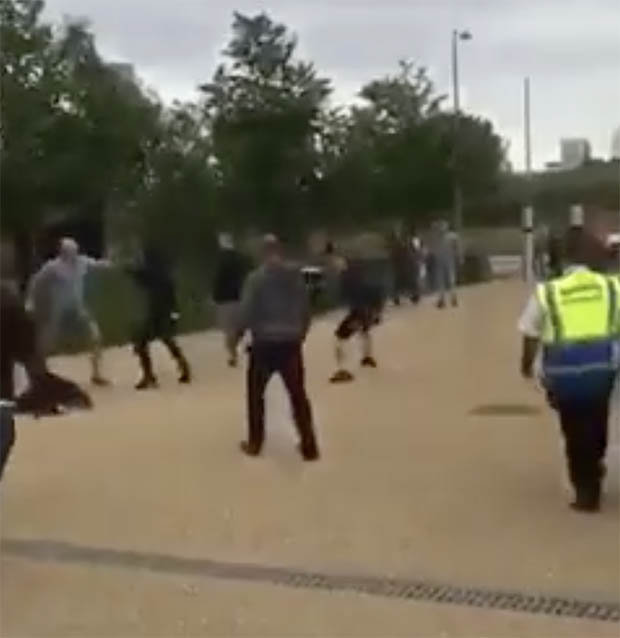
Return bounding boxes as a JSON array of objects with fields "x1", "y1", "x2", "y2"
[
  {"x1": 524, "y1": 77, "x2": 532, "y2": 178},
  {"x1": 523, "y1": 77, "x2": 535, "y2": 283},
  {"x1": 451, "y1": 30, "x2": 463, "y2": 232}
]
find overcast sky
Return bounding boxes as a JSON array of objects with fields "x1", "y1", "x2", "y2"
[{"x1": 44, "y1": 0, "x2": 620, "y2": 170}]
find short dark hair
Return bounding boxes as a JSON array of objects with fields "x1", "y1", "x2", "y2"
[{"x1": 563, "y1": 227, "x2": 606, "y2": 268}]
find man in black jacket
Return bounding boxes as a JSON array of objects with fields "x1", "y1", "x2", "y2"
[
  {"x1": 213, "y1": 233, "x2": 250, "y2": 367},
  {"x1": 126, "y1": 246, "x2": 191, "y2": 389}
]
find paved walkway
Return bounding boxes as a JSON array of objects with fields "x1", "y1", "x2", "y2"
[{"x1": 1, "y1": 280, "x2": 618, "y2": 637}]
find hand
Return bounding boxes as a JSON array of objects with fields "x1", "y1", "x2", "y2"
[{"x1": 170, "y1": 312, "x2": 180, "y2": 322}]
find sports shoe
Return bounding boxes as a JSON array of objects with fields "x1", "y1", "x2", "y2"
[
  {"x1": 178, "y1": 368, "x2": 191, "y2": 384},
  {"x1": 135, "y1": 376, "x2": 158, "y2": 390},
  {"x1": 329, "y1": 369, "x2": 354, "y2": 383},
  {"x1": 91, "y1": 376, "x2": 111, "y2": 387},
  {"x1": 361, "y1": 356, "x2": 377, "y2": 368}
]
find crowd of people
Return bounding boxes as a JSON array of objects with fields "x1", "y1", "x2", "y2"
[
  {"x1": 3, "y1": 222, "x2": 617, "y2": 515},
  {"x1": 0, "y1": 221, "x2": 462, "y2": 477}
]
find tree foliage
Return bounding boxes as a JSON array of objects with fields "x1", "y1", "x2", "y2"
[{"x1": 1, "y1": 1, "x2": 514, "y2": 264}]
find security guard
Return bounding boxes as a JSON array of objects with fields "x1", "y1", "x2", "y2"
[{"x1": 519, "y1": 228, "x2": 620, "y2": 512}]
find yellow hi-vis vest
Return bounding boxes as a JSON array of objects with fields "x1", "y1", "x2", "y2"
[{"x1": 536, "y1": 269, "x2": 620, "y2": 345}]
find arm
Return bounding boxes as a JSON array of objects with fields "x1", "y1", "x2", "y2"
[
  {"x1": 521, "y1": 337, "x2": 540, "y2": 378},
  {"x1": 517, "y1": 293, "x2": 544, "y2": 378},
  {"x1": 85, "y1": 256, "x2": 113, "y2": 271},
  {"x1": 299, "y1": 273, "x2": 311, "y2": 339},
  {"x1": 233, "y1": 272, "x2": 257, "y2": 346}
]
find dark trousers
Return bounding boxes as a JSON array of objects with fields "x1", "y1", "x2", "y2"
[
  {"x1": 0, "y1": 404, "x2": 15, "y2": 481},
  {"x1": 133, "y1": 313, "x2": 188, "y2": 379},
  {"x1": 557, "y1": 393, "x2": 611, "y2": 504},
  {"x1": 247, "y1": 341, "x2": 317, "y2": 454}
]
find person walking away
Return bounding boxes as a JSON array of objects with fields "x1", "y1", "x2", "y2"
[
  {"x1": 327, "y1": 244, "x2": 382, "y2": 383},
  {"x1": 213, "y1": 233, "x2": 250, "y2": 367},
  {"x1": 388, "y1": 230, "x2": 411, "y2": 306},
  {"x1": 232, "y1": 235, "x2": 319, "y2": 461},
  {"x1": 431, "y1": 220, "x2": 460, "y2": 308},
  {"x1": 533, "y1": 224, "x2": 549, "y2": 280},
  {"x1": 547, "y1": 230, "x2": 563, "y2": 279},
  {"x1": 409, "y1": 228, "x2": 422, "y2": 303},
  {"x1": 519, "y1": 228, "x2": 620, "y2": 512},
  {"x1": 26, "y1": 237, "x2": 111, "y2": 385},
  {"x1": 125, "y1": 247, "x2": 191, "y2": 390}
]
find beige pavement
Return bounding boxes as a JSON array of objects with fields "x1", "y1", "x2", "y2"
[{"x1": 1, "y1": 280, "x2": 619, "y2": 637}]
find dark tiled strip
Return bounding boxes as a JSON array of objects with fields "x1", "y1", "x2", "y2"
[{"x1": 2, "y1": 538, "x2": 618, "y2": 623}]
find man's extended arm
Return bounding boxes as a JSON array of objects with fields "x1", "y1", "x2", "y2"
[
  {"x1": 85, "y1": 256, "x2": 113, "y2": 271},
  {"x1": 233, "y1": 272, "x2": 257, "y2": 346}
]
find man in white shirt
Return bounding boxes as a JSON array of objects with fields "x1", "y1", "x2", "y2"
[
  {"x1": 27, "y1": 238, "x2": 112, "y2": 385},
  {"x1": 518, "y1": 229, "x2": 620, "y2": 512}
]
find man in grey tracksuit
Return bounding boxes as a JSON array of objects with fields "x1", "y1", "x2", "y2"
[
  {"x1": 27, "y1": 238, "x2": 112, "y2": 384},
  {"x1": 232, "y1": 235, "x2": 319, "y2": 461}
]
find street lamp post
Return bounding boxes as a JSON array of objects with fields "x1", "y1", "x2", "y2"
[{"x1": 451, "y1": 29, "x2": 471, "y2": 231}]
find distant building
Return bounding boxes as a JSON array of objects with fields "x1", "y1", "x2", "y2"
[{"x1": 560, "y1": 138, "x2": 591, "y2": 169}]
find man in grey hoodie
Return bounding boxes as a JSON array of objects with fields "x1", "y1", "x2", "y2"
[
  {"x1": 233, "y1": 235, "x2": 319, "y2": 461},
  {"x1": 27, "y1": 238, "x2": 113, "y2": 385}
]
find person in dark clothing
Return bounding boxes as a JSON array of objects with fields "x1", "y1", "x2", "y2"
[
  {"x1": 388, "y1": 231, "x2": 412, "y2": 306},
  {"x1": 126, "y1": 247, "x2": 191, "y2": 390},
  {"x1": 233, "y1": 235, "x2": 319, "y2": 461},
  {"x1": 213, "y1": 233, "x2": 251, "y2": 367},
  {"x1": 327, "y1": 244, "x2": 382, "y2": 383},
  {"x1": 1, "y1": 244, "x2": 92, "y2": 479},
  {"x1": 409, "y1": 228, "x2": 422, "y2": 303}
]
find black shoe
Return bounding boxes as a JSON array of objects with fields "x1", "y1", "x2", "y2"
[
  {"x1": 178, "y1": 368, "x2": 191, "y2": 384},
  {"x1": 91, "y1": 376, "x2": 111, "y2": 387},
  {"x1": 570, "y1": 492, "x2": 600, "y2": 513},
  {"x1": 227, "y1": 356, "x2": 237, "y2": 368},
  {"x1": 570, "y1": 500, "x2": 600, "y2": 513},
  {"x1": 361, "y1": 356, "x2": 377, "y2": 368},
  {"x1": 135, "y1": 376, "x2": 158, "y2": 390},
  {"x1": 240, "y1": 441, "x2": 261, "y2": 457},
  {"x1": 330, "y1": 369, "x2": 354, "y2": 383},
  {"x1": 298, "y1": 443, "x2": 320, "y2": 461},
  {"x1": 436, "y1": 299, "x2": 445, "y2": 309}
]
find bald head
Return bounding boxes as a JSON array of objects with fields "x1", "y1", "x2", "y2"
[
  {"x1": 59, "y1": 237, "x2": 79, "y2": 262},
  {"x1": 261, "y1": 234, "x2": 282, "y2": 263}
]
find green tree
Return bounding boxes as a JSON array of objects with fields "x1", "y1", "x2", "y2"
[
  {"x1": 200, "y1": 11, "x2": 331, "y2": 239},
  {"x1": 1, "y1": 0, "x2": 162, "y2": 238}
]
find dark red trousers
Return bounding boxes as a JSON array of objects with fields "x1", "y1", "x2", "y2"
[{"x1": 247, "y1": 341, "x2": 317, "y2": 455}]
